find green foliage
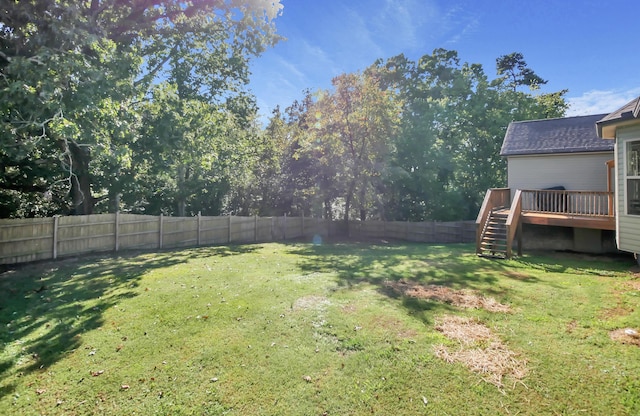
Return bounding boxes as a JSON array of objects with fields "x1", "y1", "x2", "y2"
[
  {"x1": 253, "y1": 49, "x2": 567, "y2": 223},
  {"x1": 496, "y1": 52, "x2": 547, "y2": 91},
  {"x1": 2, "y1": 0, "x2": 565, "y2": 227},
  {"x1": 1, "y1": 0, "x2": 282, "y2": 217},
  {"x1": 379, "y1": 49, "x2": 567, "y2": 221}
]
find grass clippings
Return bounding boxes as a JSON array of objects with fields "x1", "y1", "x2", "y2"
[
  {"x1": 610, "y1": 328, "x2": 640, "y2": 347},
  {"x1": 385, "y1": 280, "x2": 511, "y2": 313},
  {"x1": 434, "y1": 315, "x2": 528, "y2": 389}
]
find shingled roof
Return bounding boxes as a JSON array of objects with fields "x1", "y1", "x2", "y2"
[
  {"x1": 500, "y1": 114, "x2": 613, "y2": 156},
  {"x1": 596, "y1": 96, "x2": 640, "y2": 138}
]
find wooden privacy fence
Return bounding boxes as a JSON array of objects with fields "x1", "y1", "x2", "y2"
[{"x1": 0, "y1": 213, "x2": 475, "y2": 265}]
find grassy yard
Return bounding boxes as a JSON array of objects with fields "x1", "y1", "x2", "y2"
[{"x1": 1, "y1": 242, "x2": 639, "y2": 415}]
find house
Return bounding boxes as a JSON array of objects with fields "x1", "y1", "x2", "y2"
[
  {"x1": 501, "y1": 114, "x2": 613, "y2": 193},
  {"x1": 596, "y1": 96, "x2": 640, "y2": 263},
  {"x1": 476, "y1": 114, "x2": 616, "y2": 258}
]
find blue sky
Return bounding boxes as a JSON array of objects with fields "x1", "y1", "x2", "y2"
[{"x1": 249, "y1": 0, "x2": 640, "y2": 123}]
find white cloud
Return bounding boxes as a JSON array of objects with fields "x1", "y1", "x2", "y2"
[{"x1": 567, "y1": 88, "x2": 640, "y2": 116}]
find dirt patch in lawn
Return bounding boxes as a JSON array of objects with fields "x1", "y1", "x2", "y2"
[
  {"x1": 374, "y1": 315, "x2": 418, "y2": 339},
  {"x1": 626, "y1": 279, "x2": 640, "y2": 291},
  {"x1": 384, "y1": 280, "x2": 511, "y2": 313},
  {"x1": 610, "y1": 328, "x2": 640, "y2": 347},
  {"x1": 503, "y1": 270, "x2": 534, "y2": 281},
  {"x1": 434, "y1": 315, "x2": 528, "y2": 389}
]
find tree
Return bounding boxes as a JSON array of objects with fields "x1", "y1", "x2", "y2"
[
  {"x1": 496, "y1": 52, "x2": 547, "y2": 92},
  {"x1": 1, "y1": 0, "x2": 282, "y2": 217},
  {"x1": 299, "y1": 69, "x2": 402, "y2": 224},
  {"x1": 378, "y1": 49, "x2": 568, "y2": 221}
]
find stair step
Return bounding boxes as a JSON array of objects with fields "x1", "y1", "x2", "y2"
[
  {"x1": 481, "y1": 243, "x2": 507, "y2": 249},
  {"x1": 480, "y1": 239, "x2": 507, "y2": 246}
]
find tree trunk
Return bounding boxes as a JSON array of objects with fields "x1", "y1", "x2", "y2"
[
  {"x1": 344, "y1": 181, "x2": 356, "y2": 235},
  {"x1": 324, "y1": 198, "x2": 332, "y2": 220},
  {"x1": 67, "y1": 141, "x2": 94, "y2": 215},
  {"x1": 176, "y1": 164, "x2": 186, "y2": 217},
  {"x1": 359, "y1": 186, "x2": 367, "y2": 221}
]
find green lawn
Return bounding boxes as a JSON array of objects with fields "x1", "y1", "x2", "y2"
[{"x1": 1, "y1": 242, "x2": 639, "y2": 415}]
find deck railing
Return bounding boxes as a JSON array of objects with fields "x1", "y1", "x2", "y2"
[{"x1": 521, "y1": 190, "x2": 614, "y2": 217}]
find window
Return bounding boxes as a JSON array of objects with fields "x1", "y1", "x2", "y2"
[{"x1": 626, "y1": 140, "x2": 640, "y2": 215}]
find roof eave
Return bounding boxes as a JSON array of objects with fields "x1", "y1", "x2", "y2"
[{"x1": 597, "y1": 115, "x2": 640, "y2": 139}]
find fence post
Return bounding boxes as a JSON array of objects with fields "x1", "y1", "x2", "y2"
[
  {"x1": 283, "y1": 213, "x2": 287, "y2": 240},
  {"x1": 197, "y1": 211, "x2": 201, "y2": 246},
  {"x1": 271, "y1": 216, "x2": 275, "y2": 241},
  {"x1": 254, "y1": 215, "x2": 258, "y2": 242},
  {"x1": 158, "y1": 214, "x2": 164, "y2": 249},
  {"x1": 52, "y1": 215, "x2": 59, "y2": 260},
  {"x1": 115, "y1": 211, "x2": 120, "y2": 252},
  {"x1": 228, "y1": 214, "x2": 232, "y2": 243}
]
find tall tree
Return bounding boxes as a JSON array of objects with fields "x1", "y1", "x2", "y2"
[
  {"x1": 300, "y1": 69, "x2": 402, "y2": 224},
  {"x1": 379, "y1": 49, "x2": 568, "y2": 221},
  {"x1": 496, "y1": 52, "x2": 547, "y2": 92},
  {"x1": 0, "y1": 0, "x2": 282, "y2": 217}
]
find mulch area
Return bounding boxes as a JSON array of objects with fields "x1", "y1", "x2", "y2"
[
  {"x1": 434, "y1": 316, "x2": 528, "y2": 389},
  {"x1": 383, "y1": 280, "x2": 511, "y2": 313}
]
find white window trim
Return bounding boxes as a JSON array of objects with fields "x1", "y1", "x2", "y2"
[{"x1": 624, "y1": 139, "x2": 640, "y2": 216}]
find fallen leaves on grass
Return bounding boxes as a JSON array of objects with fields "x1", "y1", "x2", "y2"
[
  {"x1": 434, "y1": 315, "x2": 528, "y2": 389},
  {"x1": 384, "y1": 280, "x2": 511, "y2": 313}
]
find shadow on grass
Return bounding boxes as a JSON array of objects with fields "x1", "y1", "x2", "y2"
[
  {"x1": 0, "y1": 244, "x2": 258, "y2": 399},
  {"x1": 0, "y1": 254, "x2": 174, "y2": 398},
  {"x1": 289, "y1": 242, "x2": 551, "y2": 323},
  {"x1": 514, "y1": 251, "x2": 635, "y2": 276}
]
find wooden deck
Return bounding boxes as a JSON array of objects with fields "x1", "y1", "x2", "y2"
[
  {"x1": 476, "y1": 188, "x2": 615, "y2": 258},
  {"x1": 492, "y1": 206, "x2": 615, "y2": 230},
  {"x1": 520, "y1": 211, "x2": 615, "y2": 230}
]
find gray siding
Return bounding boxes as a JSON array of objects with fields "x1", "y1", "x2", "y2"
[
  {"x1": 507, "y1": 152, "x2": 613, "y2": 191},
  {"x1": 616, "y1": 125, "x2": 640, "y2": 254}
]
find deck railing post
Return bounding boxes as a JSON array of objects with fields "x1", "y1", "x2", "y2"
[{"x1": 608, "y1": 192, "x2": 614, "y2": 217}]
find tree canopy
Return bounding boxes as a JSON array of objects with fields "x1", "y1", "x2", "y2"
[
  {"x1": 1, "y1": 0, "x2": 566, "y2": 224},
  {"x1": 1, "y1": 0, "x2": 282, "y2": 216}
]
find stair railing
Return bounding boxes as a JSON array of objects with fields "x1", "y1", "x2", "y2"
[
  {"x1": 505, "y1": 189, "x2": 523, "y2": 259},
  {"x1": 476, "y1": 188, "x2": 511, "y2": 255}
]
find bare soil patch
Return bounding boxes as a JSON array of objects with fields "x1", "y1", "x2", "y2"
[
  {"x1": 503, "y1": 270, "x2": 534, "y2": 280},
  {"x1": 434, "y1": 315, "x2": 528, "y2": 388},
  {"x1": 384, "y1": 280, "x2": 511, "y2": 313},
  {"x1": 374, "y1": 315, "x2": 418, "y2": 339},
  {"x1": 626, "y1": 279, "x2": 640, "y2": 291},
  {"x1": 609, "y1": 328, "x2": 640, "y2": 347}
]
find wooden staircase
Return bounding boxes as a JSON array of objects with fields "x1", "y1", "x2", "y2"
[{"x1": 478, "y1": 208, "x2": 509, "y2": 258}]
